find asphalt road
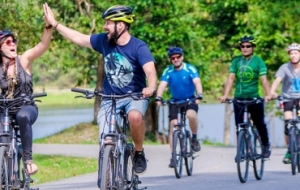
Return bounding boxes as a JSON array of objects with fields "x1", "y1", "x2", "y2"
[{"x1": 31, "y1": 144, "x2": 300, "y2": 190}]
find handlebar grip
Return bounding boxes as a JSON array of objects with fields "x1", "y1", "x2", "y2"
[
  {"x1": 32, "y1": 92, "x2": 47, "y2": 98},
  {"x1": 71, "y1": 88, "x2": 93, "y2": 94}
]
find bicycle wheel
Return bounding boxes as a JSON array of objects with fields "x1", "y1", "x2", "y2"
[
  {"x1": 124, "y1": 143, "x2": 136, "y2": 190},
  {"x1": 236, "y1": 131, "x2": 249, "y2": 183},
  {"x1": 297, "y1": 131, "x2": 300, "y2": 173},
  {"x1": 253, "y1": 133, "x2": 264, "y2": 180},
  {"x1": 0, "y1": 146, "x2": 9, "y2": 190},
  {"x1": 172, "y1": 130, "x2": 183, "y2": 178},
  {"x1": 289, "y1": 127, "x2": 297, "y2": 175},
  {"x1": 185, "y1": 131, "x2": 193, "y2": 176},
  {"x1": 100, "y1": 145, "x2": 116, "y2": 190}
]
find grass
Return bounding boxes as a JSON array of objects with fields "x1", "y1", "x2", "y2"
[
  {"x1": 34, "y1": 90, "x2": 94, "y2": 107},
  {"x1": 31, "y1": 154, "x2": 97, "y2": 185},
  {"x1": 33, "y1": 123, "x2": 99, "y2": 144}
]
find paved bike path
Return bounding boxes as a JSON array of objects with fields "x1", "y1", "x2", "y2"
[{"x1": 31, "y1": 144, "x2": 290, "y2": 190}]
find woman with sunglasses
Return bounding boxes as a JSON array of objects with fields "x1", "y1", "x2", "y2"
[
  {"x1": 219, "y1": 35, "x2": 272, "y2": 158},
  {"x1": 155, "y1": 46, "x2": 203, "y2": 168},
  {"x1": 0, "y1": 8, "x2": 52, "y2": 175}
]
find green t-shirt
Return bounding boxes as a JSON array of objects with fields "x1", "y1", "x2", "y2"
[{"x1": 229, "y1": 55, "x2": 267, "y2": 98}]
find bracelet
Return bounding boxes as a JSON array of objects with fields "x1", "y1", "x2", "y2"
[
  {"x1": 196, "y1": 93, "x2": 203, "y2": 100},
  {"x1": 155, "y1": 96, "x2": 163, "y2": 102},
  {"x1": 45, "y1": 24, "x2": 53, "y2": 30},
  {"x1": 54, "y1": 22, "x2": 59, "y2": 29}
]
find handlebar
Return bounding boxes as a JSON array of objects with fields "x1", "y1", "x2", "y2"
[
  {"x1": 223, "y1": 98, "x2": 263, "y2": 105},
  {"x1": 0, "y1": 93, "x2": 47, "y2": 110},
  {"x1": 71, "y1": 88, "x2": 145, "y2": 100}
]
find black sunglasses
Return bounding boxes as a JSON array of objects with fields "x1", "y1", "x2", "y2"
[{"x1": 240, "y1": 45, "x2": 253, "y2": 49}]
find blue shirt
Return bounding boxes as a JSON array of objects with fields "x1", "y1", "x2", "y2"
[
  {"x1": 160, "y1": 63, "x2": 199, "y2": 101},
  {"x1": 90, "y1": 33, "x2": 155, "y2": 95}
]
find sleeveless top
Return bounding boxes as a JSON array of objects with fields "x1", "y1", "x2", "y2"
[{"x1": 0, "y1": 56, "x2": 33, "y2": 98}]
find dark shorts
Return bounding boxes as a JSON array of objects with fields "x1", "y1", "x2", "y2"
[
  {"x1": 169, "y1": 101, "x2": 198, "y2": 121},
  {"x1": 283, "y1": 100, "x2": 300, "y2": 112}
]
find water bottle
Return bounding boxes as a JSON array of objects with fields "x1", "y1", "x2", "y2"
[{"x1": 279, "y1": 100, "x2": 284, "y2": 110}]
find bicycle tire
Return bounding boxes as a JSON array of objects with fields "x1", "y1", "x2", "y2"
[
  {"x1": 236, "y1": 130, "x2": 249, "y2": 183},
  {"x1": 124, "y1": 143, "x2": 136, "y2": 190},
  {"x1": 289, "y1": 127, "x2": 297, "y2": 175},
  {"x1": 172, "y1": 130, "x2": 182, "y2": 178},
  {"x1": 253, "y1": 133, "x2": 264, "y2": 180},
  {"x1": 297, "y1": 131, "x2": 300, "y2": 173},
  {"x1": 100, "y1": 145, "x2": 116, "y2": 190},
  {"x1": 0, "y1": 146, "x2": 9, "y2": 190},
  {"x1": 185, "y1": 131, "x2": 193, "y2": 176}
]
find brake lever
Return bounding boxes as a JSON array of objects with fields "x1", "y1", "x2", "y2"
[
  {"x1": 35, "y1": 100, "x2": 42, "y2": 103},
  {"x1": 23, "y1": 97, "x2": 31, "y2": 102},
  {"x1": 86, "y1": 94, "x2": 95, "y2": 99},
  {"x1": 75, "y1": 95, "x2": 86, "y2": 99}
]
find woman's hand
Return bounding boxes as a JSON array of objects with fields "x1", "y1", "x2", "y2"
[{"x1": 43, "y1": 3, "x2": 57, "y2": 27}]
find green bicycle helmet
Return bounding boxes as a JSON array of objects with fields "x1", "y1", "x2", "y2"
[{"x1": 239, "y1": 35, "x2": 257, "y2": 46}]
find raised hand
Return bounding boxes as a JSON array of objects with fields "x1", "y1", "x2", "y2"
[{"x1": 43, "y1": 3, "x2": 57, "y2": 27}]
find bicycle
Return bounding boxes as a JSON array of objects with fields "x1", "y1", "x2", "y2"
[
  {"x1": 0, "y1": 92, "x2": 47, "y2": 190},
  {"x1": 71, "y1": 88, "x2": 146, "y2": 190},
  {"x1": 276, "y1": 96, "x2": 300, "y2": 175},
  {"x1": 163, "y1": 99, "x2": 198, "y2": 179},
  {"x1": 224, "y1": 98, "x2": 265, "y2": 183}
]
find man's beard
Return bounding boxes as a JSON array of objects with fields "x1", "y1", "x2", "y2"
[
  {"x1": 291, "y1": 59, "x2": 300, "y2": 65},
  {"x1": 107, "y1": 32, "x2": 117, "y2": 45},
  {"x1": 174, "y1": 62, "x2": 182, "y2": 69}
]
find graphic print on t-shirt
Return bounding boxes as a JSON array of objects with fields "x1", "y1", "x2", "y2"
[
  {"x1": 291, "y1": 77, "x2": 300, "y2": 93},
  {"x1": 104, "y1": 52, "x2": 133, "y2": 88},
  {"x1": 237, "y1": 65, "x2": 254, "y2": 83}
]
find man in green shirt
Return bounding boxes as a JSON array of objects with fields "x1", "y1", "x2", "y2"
[{"x1": 219, "y1": 35, "x2": 272, "y2": 158}]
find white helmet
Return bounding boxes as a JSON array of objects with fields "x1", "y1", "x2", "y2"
[{"x1": 287, "y1": 43, "x2": 300, "y2": 53}]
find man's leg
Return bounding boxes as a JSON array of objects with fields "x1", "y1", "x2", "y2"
[
  {"x1": 186, "y1": 109, "x2": 200, "y2": 152},
  {"x1": 126, "y1": 99, "x2": 148, "y2": 174},
  {"x1": 186, "y1": 103, "x2": 200, "y2": 152},
  {"x1": 128, "y1": 110, "x2": 145, "y2": 151}
]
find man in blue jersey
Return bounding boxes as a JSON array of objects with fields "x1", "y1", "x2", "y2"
[
  {"x1": 155, "y1": 46, "x2": 203, "y2": 168},
  {"x1": 43, "y1": 4, "x2": 157, "y2": 176}
]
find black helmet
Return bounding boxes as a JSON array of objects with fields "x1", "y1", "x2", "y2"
[
  {"x1": 102, "y1": 5, "x2": 135, "y2": 24},
  {"x1": 0, "y1": 30, "x2": 15, "y2": 42}
]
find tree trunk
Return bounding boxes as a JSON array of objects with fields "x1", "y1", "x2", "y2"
[
  {"x1": 94, "y1": 57, "x2": 104, "y2": 123},
  {"x1": 144, "y1": 101, "x2": 157, "y2": 132}
]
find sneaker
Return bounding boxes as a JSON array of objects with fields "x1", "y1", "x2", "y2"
[
  {"x1": 283, "y1": 151, "x2": 291, "y2": 164},
  {"x1": 169, "y1": 158, "x2": 175, "y2": 168},
  {"x1": 191, "y1": 138, "x2": 201, "y2": 152},
  {"x1": 262, "y1": 144, "x2": 271, "y2": 158},
  {"x1": 133, "y1": 150, "x2": 147, "y2": 174}
]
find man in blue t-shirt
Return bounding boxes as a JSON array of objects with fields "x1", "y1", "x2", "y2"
[
  {"x1": 155, "y1": 47, "x2": 203, "y2": 168},
  {"x1": 43, "y1": 4, "x2": 157, "y2": 176}
]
